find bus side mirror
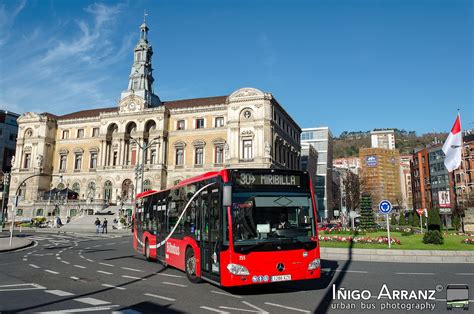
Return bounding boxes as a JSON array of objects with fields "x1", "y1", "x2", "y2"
[{"x1": 223, "y1": 186, "x2": 232, "y2": 207}]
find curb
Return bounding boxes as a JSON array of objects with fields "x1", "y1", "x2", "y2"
[
  {"x1": 321, "y1": 247, "x2": 474, "y2": 263},
  {"x1": 0, "y1": 238, "x2": 34, "y2": 253}
]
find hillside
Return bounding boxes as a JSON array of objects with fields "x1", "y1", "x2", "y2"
[{"x1": 333, "y1": 129, "x2": 448, "y2": 158}]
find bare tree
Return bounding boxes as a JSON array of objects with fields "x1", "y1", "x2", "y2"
[{"x1": 344, "y1": 171, "x2": 361, "y2": 211}]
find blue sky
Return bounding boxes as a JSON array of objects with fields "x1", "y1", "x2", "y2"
[{"x1": 0, "y1": 0, "x2": 472, "y2": 137}]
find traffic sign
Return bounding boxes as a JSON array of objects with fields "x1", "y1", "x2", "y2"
[
  {"x1": 416, "y1": 209, "x2": 424, "y2": 216},
  {"x1": 379, "y1": 200, "x2": 392, "y2": 214}
]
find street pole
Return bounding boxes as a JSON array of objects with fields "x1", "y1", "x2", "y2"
[
  {"x1": 386, "y1": 213, "x2": 391, "y2": 249},
  {"x1": 130, "y1": 136, "x2": 160, "y2": 195}
]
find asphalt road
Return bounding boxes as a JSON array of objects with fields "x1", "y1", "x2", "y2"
[{"x1": 0, "y1": 232, "x2": 473, "y2": 313}]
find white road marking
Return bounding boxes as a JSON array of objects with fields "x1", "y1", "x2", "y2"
[
  {"x1": 200, "y1": 306, "x2": 229, "y2": 314},
  {"x1": 265, "y1": 302, "x2": 310, "y2": 313},
  {"x1": 45, "y1": 270, "x2": 59, "y2": 275},
  {"x1": 335, "y1": 269, "x2": 368, "y2": 274},
  {"x1": 144, "y1": 293, "x2": 176, "y2": 302},
  {"x1": 74, "y1": 265, "x2": 86, "y2": 269},
  {"x1": 93, "y1": 245, "x2": 102, "y2": 248},
  {"x1": 29, "y1": 264, "x2": 40, "y2": 269},
  {"x1": 456, "y1": 273, "x2": 474, "y2": 275},
  {"x1": 97, "y1": 270, "x2": 113, "y2": 275},
  {"x1": 99, "y1": 262, "x2": 114, "y2": 267},
  {"x1": 112, "y1": 310, "x2": 142, "y2": 314},
  {"x1": 101, "y1": 284, "x2": 126, "y2": 290},
  {"x1": 38, "y1": 305, "x2": 119, "y2": 313},
  {"x1": 70, "y1": 276, "x2": 80, "y2": 280},
  {"x1": 86, "y1": 259, "x2": 94, "y2": 262},
  {"x1": 75, "y1": 297, "x2": 111, "y2": 306},
  {"x1": 56, "y1": 257, "x2": 61, "y2": 260},
  {"x1": 162, "y1": 281, "x2": 187, "y2": 288},
  {"x1": 121, "y1": 241, "x2": 129, "y2": 244},
  {"x1": 121, "y1": 267, "x2": 143, "y2": 272},
  {"x1": 211, "y1": 290, "x2": 242, "y2": 299},
  {"x1": 23, "y1": 258, "x2": 28, "y2": 261},
  {"x1": 106, "y1": 243, "x2": 116, "y2": 246},
  {"x1": 242, "y1": 301, "x2": 269, "y2": 314},
  {"x1": 122, "y1": 275, "x2": 143, "y2": 280},
  {"x1": 218, "y1": 306, "x2": 259, "y2": 313},
  {"x1": 395, "y1": 272, "x2": 435, "y2": 275},
  {"x1": 85, "y1": 247, "x2": 90, "y2": 249},
  {"x1": 45, "y1": 290, "x2": 75, "y2": 296},
  {"x1": 157, "y1": 273, "x2": 184, "y2": 278},
  {"x1": 61, "y1": 261, "x2": 70, "y2": 265}
]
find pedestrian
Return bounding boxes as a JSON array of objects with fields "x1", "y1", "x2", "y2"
[
  {"x1": 102, "y1": 218, "x2": 108, "y2": 234},
  {"x1": 95, "y1": 217, "x2": 101, "y2": 234}
]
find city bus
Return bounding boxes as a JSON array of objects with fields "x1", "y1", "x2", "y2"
[{"x1": 133, "y1": 168, "x2": 321, "y2": 287}]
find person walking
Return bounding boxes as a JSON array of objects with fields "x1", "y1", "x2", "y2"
[
  {"x1": 102, "y1": 218, "x2": 108, "y2": 234},
  {"x1": 95, "y1": 217, "x2": 101, "y2": 234}
]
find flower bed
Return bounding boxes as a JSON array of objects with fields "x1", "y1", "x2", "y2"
[
  {"x1": 318, "y1": 235, "x2": 401, "y2": 245},
  {"x1": 462, "y1": 238, "x2": 474, "y2": 244}
]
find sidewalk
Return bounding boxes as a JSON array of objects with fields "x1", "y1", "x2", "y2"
[
  {"x1": 321, "y1": 247, "x2": 474, "y2": 263},
  {"x1": 0, "y1": 233, "x2": 33, "y2": 252}
]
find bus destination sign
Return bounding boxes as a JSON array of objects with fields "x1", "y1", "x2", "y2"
[{"x1": 237, "y1": 173, "x2": 300, "y2": 186}]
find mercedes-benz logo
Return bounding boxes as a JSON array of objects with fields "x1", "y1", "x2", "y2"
[{"x1": 277, "y1": 263, "x2": 285, "y2": 272}]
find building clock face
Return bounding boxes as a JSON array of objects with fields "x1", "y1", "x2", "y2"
[{"x1": 128, "y1": 102, "x2": 136, "y2": 110}]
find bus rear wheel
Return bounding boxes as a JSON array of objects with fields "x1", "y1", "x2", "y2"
[{"x1": 185, "y1": 248, "x2": 201, "y2": 283}]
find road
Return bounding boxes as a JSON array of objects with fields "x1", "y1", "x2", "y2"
[{"x1": 0, "y1": 232, "x2": 473, "y2": 313}]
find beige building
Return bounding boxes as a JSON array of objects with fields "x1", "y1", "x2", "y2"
[
  {"x1": 359, "y1": 148, "x2": 402, "y2": 209},
  {"x1": 8, "y1": 21, "x2": 301, "y2": 220}
]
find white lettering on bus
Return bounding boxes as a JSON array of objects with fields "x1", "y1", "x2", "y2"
[{"x1": 166, "y1": 242, "x2": 180, "y2": 256}]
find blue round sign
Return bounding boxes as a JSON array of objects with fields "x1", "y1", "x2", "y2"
[{"x1": 379, "y1": 200, "x2": 392, "y2": 214}]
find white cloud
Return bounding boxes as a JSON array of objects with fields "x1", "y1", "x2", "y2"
[{"x1": 0, "y1": 0, "x2": 26, "y2": 47}]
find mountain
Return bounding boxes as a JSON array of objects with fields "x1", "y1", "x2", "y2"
[{"x1": 333, "y1": 129, "x2": 448, "y2": 158}]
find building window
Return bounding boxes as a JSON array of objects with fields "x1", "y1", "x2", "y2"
[
  {"x1": 176, "y1": 148, "x2": 184, "y2": 166},
  {"x1": 113, "y1": 151, "x2": 118, "y2": 166},
  {"x1": 90, "y1": 152, "x2": 97, "y2": 169},
  {"x1": 242, "y1": 140, "x2": 253, "y2": 160},
  {"x1": 77, "y1": 129, "x2": 84, "y2": 138},
  {"x1": 74, "y1": 154, "x2": 82, "y2": 170},
  {"x1": 59, "y1": 155, "x2": 67, "y2": 171},
  {"x1": 62, "y1": 130, "x2": 69, "y2": 139},
  {"x1": 215, "y1": 145, "x2": 224, "y2": 164},
  {"x1": 92, "y1": 128, "x2": 99, "y2": 137},
  {"x1": 215, "y1": 117, "x2": 224, "y2": 128},
  {"x1": 195, "y1": 147, "x2": 204, "y2": 165},
  {"x1": 150, "y1": 149, "x2": 156, "y2": 164},
  {"x1": 16, "y1": 209, "x2": 23, "y2": 216},
  {"x1": 196, "y1": 118, "x2": 204, "y2": 129},
  {"x1": 177, "y1": 120, "x2": 185, "y2": 130},
  {"x1": 23, "y1": 153, "x2": 31, "y2": 168}
]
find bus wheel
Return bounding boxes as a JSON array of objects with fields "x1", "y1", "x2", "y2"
[{"x1": 185, "y1": 248, "x2": 201, "y2": 283}]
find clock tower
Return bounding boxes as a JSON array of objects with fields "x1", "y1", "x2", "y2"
[{"x1": 120, "y1": 16, "x2": 161, "y2": 112}]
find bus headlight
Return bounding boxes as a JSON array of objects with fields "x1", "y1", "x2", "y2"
[
  {"x1": 227, "y1": 263, "x2": 250, "y2": 275},
  {"x1": 308, "y1": 258, "x2": 320, "y2": 270}
]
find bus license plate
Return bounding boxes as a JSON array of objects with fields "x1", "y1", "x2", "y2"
[{"x1": 271, "y1": 275, "x2": 291, "y2": 282}]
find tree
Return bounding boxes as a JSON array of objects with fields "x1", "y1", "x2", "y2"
[
  {"x1": 390, "y1": 213, "x2": 398, "y2": 225},
  {"x1": 427, "y1": 207, "x2": 441, "y2": 231},
  {"x1": 359, "y1": 193, "x2": 376, "y2": 229},
  {"x1": 413, "y1": 211, "x2": 420, "y2": 227},
  {"x1": 407, "y1": 212, "x2": 414, "y2": 226},
  {"x1": 344, "y1": 171, "x2": 361, "y2": 211},
  {"x1": 452, "y1": 213, "x2": 461, "y2": 232}
]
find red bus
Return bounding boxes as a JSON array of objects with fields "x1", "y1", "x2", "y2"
[{"x1": 133, "y1": 168, "x2": 320, "y2": 287}]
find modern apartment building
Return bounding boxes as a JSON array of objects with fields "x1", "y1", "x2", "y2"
[
  {"x1": 0, "y1": 110, "x2": 20, "y2": 172},
  {"x1": 371, "y1": 129, "x2": 396, "y2": 150},
  {"x1": 301, "y1": 127, "x2": 333, "y2": 220}
]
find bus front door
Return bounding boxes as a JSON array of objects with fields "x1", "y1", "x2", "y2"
[{"x1": 200, "y1": 187, "x2": 221, "y2": 283}]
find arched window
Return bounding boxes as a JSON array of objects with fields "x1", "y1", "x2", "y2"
[
  {"x1": 72, "y1": 182, "x2": 80, "y2": 195},
  {"x1": 122, "y1": 179, "x2": 134, "y2": 201},
  {"x1": 87, "y1": 182, "x2": 96, "y2": 200},
  {"x1": 104, "y1": 181, "x2": 112, "y2": 201}
]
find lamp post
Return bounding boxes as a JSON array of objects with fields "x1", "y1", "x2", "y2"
[
  {"x1": 130, "y1": 136, "x2": 160, "y2": 195},
  {"x1": 1, "y1": 173, "x2": 10, "y2": 230},
  {"x1": 9, "y1": 173, "x2": 63, "y2": 246}
]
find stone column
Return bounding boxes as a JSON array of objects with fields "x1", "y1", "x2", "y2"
[{"x1": 118, "y1": 139, "x2": 124, "y2": 166}]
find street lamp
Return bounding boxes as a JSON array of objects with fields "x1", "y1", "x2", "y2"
[
  {"x1": 130, "y1": 136, "x2": 160, "y2": 195},
  {"x1": 1, "y1": 172, "x2": 10, "y2": 229}
]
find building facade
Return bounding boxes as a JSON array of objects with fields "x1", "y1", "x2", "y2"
[
  {"x1": 301, "y1": 127, "x2": 333, "y2": 220},
  {"x1": 370, "y1": 129, "x2": 396, "y2": 150},
  {"x1": 0, "y1": 110, "x2": 20, "y2": 173},
  {"x1": 359, "y1": 148, "x2": 401, "y2": 209},
  {"x1": 411, "y1": 147, "x2": 431, "y2": 212},
  {"x1": 8, "y1": 21, "x2": 301, "y2": 220},
  {"x1": 399, "y1": 155, "x2": 413, "y2": 210}
]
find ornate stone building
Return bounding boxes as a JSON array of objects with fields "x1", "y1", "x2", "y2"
[{"x1": 8, "y1": 21, "x2": 301, "y2": 220}]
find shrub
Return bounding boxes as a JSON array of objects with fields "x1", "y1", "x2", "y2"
[
  {"x1": 390, "y1": 213, "x2": 398, "y2": 225},
  {"x1": 423, "y1": 230, "x2": 444, "y2": 245},
  {"x1": 427, "y1": 208, "x2": 441, "y2": 231},
  {"x1": 407, "y1": 212, "x2": 414, "y2": 226},
  {"x1": 452, "y1": 214, "x2": 461, "y2": 232},
  {"x1": 413, "y1": 212, "x2": 419, "y2": 227}
]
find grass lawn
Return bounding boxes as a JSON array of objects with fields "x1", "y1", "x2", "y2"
[{"x1": 319, "y1": 231, "x2": 474, "y2": 251}]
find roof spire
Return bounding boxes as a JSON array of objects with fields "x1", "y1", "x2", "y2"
[{"x1": 144, "y1": 9, "x2": 148, "y2": 23}]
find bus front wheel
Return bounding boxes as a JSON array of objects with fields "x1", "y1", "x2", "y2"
[{"x1": 185, "y1": 248, "x2": 201, "y2": 283}]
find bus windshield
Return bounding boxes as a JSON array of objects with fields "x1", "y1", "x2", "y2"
[{"x1": 231, "y1": 191, "x2": 316, "y2": 253}]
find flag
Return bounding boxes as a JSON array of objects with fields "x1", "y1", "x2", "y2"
[{"x1": 442, "y1": 113, "x2": 462, "y2": 172}]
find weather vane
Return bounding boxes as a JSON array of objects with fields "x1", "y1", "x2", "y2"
[{"x1": 144, "y1": 9, "x2": 148, "y2": 23}]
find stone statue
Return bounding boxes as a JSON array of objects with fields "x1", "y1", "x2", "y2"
[
  {"x1": 224, "y1": 143, "x2": 230, "y2": 161},
  {"x1": 264, "y1": 141, "x2": 271, "y2": 158},
  {"x1": 36, "y1": 154, "x2": 43, "y2": 167},
  {"x1": 10, "y1": 155, "x2": 15, "y2": 167}
]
